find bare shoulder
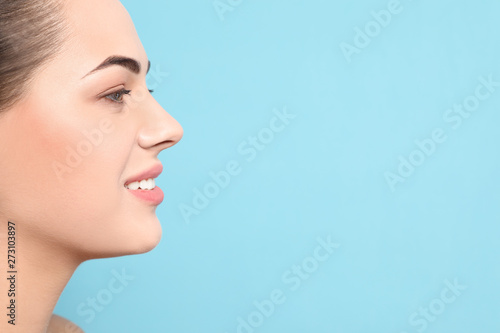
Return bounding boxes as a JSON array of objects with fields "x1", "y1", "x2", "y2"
[{"x1": 48, "y1": 314, "x2": 85, "y2": 333}]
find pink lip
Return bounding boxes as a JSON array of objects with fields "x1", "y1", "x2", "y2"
[
  {"x1": 124, "y1": 164, "x2": 164, "y2": 205},
  {"x1": 127, "y1": 186, "x2": 164, "y2": 205},
  {"x1": 124, "y1": 164, "x2": 163, "y2": 187}
]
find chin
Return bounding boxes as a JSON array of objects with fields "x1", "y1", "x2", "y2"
[
  {"x1": 131, "y1": 230, "x2": 163, "y2": 255},
  {"x1": 80, "y1": 217, "x2": 163, "y2": 260},
  {"x1": 122, "y1": 219, "x2": 163, "y2": 256}
]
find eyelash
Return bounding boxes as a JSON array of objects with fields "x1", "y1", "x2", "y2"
[{"x1": 104, "y1": 88, "x2": 155, "y2": 104}]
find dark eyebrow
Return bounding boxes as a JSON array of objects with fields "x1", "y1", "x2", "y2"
[{"x1": 82, "y1": 56, "x2": 151, "y2": 79}]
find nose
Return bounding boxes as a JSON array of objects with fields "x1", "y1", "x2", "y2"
[{"x1": 137, "y1": 95, "x2": 183, "y2": 152}]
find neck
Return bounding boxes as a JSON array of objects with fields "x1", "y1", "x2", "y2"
[{"x1": 0, "y1": 218, "x2": 82, "y2": 333}]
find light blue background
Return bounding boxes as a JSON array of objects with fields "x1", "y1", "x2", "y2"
[{"x1": 56, "y1": 0, "x2": 500, "y2": 332}]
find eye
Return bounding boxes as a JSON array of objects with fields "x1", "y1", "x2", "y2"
[{"x1": 105, "y1": 88, "x2": 131, "y2": 103}]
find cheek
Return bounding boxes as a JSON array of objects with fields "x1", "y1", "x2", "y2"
[
  {"x1": 4, "y1": 100, "x2": 133, "y2": 242},
  {"x1": 3, "y1": 104, "x2": 80, "y2": 199}
]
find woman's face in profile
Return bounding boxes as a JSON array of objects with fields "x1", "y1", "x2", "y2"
[{"x1": 0, "y1": 0, "x2": 183, "y2": 258}]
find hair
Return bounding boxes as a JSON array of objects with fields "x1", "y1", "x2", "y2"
[{"x1": 0, "y1": 0, "x2": 67, "y2": 114}]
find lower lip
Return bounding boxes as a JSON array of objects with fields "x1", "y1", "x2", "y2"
[{"x1": 126, "y1": 186, "x2": 164, "y2": 205}]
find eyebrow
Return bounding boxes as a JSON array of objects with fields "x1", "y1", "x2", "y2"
[{"x1": 82, "y1": 56, "x2": 151, "y2": 78}]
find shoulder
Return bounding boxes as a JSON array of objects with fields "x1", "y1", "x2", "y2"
[{"x1": 48, "y1": 314, "x2": 85, "y2": 333}]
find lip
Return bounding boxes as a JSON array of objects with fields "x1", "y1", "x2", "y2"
[
  {"x1": 124, "y1": 164, "x2": 163, "y2": 187},
  {"x1": 127, "y1": 186, "x2": 164, "y2": 205},
  {"x1": 124, "y1": 164, "x2": 165, "y2": 205}
]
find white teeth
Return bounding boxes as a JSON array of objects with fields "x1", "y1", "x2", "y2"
[
  {"x1": 128, "y1": 182, "x2": 140, "y2": 190},
  {"x1": 126, "y1": 178, "x2": 155, "y2": 190}
]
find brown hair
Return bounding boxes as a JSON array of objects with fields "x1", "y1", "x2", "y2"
[{"x1": 0, "y1": 0, "x2": 67, "y2": 113}]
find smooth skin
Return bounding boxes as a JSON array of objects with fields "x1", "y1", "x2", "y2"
[{"x1": 0, "y1": 0, "x2": 183, "y2": 332}]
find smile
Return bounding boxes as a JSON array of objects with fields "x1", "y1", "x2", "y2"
[{"x1": 124, "y1": 178, "x2": 156, "y2": 190}]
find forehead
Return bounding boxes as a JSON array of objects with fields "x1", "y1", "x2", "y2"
[{"x1": 61, "y1": 0, "x2": 147, "y2": 75}]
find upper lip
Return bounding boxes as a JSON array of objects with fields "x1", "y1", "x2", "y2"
[{"x1": 124, "y1": 164, "x2": 163, "y2": 186}]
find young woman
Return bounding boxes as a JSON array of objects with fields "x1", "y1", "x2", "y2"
[{"x1": 0, "y1": 0, "x2": 183, "y2": 332}]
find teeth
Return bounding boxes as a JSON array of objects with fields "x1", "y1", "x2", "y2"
[
  {"x1": 128, "y1": 182, "x2": 140, "y2": 190},
  {"x1": 125, "y1": 178, "x2": 155, "y2": 190}
]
